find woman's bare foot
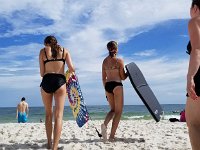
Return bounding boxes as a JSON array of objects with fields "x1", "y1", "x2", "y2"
[
  {"x1": 101, "y1": 123, "x2": 107, "y2": 142},
  {"x1": 47, "y1": 142, "x2": 52, "y2": 149},
  {"x1": 108, "y1": 137, "x2": 115, "y2": 142}
]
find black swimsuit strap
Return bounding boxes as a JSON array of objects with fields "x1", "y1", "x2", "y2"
[
  {"x1": 62, "y1": 48, "x2": 65, "y2": 59},
  {"x1": 44, "y1": 47, "x2": 65, "y2": 64},
  {"x1": 44, "y1": 49, "x2": 49, "y2": 60}
]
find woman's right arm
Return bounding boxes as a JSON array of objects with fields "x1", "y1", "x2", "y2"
[
  {"x1": 39, "y1": 49, "x2": 45, "y2": 77},
  {"x1": 65, "y1": 49, "x2": 75, "y2": 73},
  {"x1": 26, "y1": 103, "x2": 29, "y2": 117}
]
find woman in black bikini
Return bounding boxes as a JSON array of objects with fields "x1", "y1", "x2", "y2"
[
  {"x1": 39, "y1": 35, "x2": 75, "y2": 149},
  {"x1": 101, "y1": 41, "x2": 127, "y2": 142},
  {"x1": 186, "y1": 1, "x2": 200, "y2": 149}
]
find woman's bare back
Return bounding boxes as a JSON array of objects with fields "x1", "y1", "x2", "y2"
[
  {"x1": 103, "y1": 56, "x2": 126, "y2": 82},
  {"x1": 42, "y1": 47, "x2": 65, "y2": 74}
]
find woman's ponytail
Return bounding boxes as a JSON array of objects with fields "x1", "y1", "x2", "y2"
[{"x1": 44, "y1": 35, "x2": 61, "y2": 59}]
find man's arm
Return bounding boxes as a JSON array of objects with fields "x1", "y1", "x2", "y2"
[{"x1": 26, "y1": 103, "x2": 29, "y2": 117}]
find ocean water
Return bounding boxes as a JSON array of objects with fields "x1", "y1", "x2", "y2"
[{"x1": 0, "y1": 104, "x2": 185, "y2": 123}]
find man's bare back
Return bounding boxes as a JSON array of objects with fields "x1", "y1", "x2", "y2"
[
  {"x1": 16, "y1": 97, "x2": 29, "y2": 123},
  {"x1": 18, "y1": 101, "x2": 28, "y2": 113}
]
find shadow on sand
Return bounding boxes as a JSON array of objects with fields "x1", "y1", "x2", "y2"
[{"x1": 0, "y1": 137, "x2": 145, "y2": 149}]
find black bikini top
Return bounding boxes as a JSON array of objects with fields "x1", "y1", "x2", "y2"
[
  {"x1": 186, "y1": 41, "x2": 191, "y2": 55},
  {"x1": 186, "y1": 41, "x2": 200, "y2": 76},
  {"x1": 44, "y1": 48, "x2": 65, "y2": 65}
]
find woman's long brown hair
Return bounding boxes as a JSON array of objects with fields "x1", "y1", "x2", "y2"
[{"x1": 44, "y1": 35, "x2": 61, "y2": 59}]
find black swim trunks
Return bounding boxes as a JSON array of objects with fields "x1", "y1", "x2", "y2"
[
  {"x1": 105, "y1": 81, "x2": 123, "y2": 93},
  {"x1": 40, "y1": 73, "x2": 66, "y2": 93},
  {"x1": 186, "y1": 41, "x2": 200, "y2": 97}
]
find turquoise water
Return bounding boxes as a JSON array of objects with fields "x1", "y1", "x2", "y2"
[{"x1": 0, "y1": 104, "x2": 185, "y2": 123}]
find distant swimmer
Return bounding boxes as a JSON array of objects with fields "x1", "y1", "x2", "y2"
[
  {"x1": 172, "y1": 110, "x2": 180, "y2": 113},
  {"x1": 16, "y1": 97, "x2": 29, "y2": 123}
]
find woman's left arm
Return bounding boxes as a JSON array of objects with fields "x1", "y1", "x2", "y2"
[{"x1": 119, "y1": 59, "x2": 128, "y2": 80}]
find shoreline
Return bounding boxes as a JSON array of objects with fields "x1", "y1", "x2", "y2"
[
  {"x1": 0, "y1": 114, "x2": 181, "y2": 124},
  {"x1": 0, "y1": 120, "x2": 191, "y2": 150}
]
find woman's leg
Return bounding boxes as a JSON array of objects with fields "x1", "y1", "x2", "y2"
[
  {"x1": 186, "y1": 97, "x2": 200, "y2": 150},
  {"x1": 109, "y1": 86, "x2": 124, "y2": 140},
  {"x1": 101, "y1": 92, "x2": 115, "y2": 141},
  {"x1": 41, "y1": 88, "x2": 53, "y2": 149},
  {"x1": 52, "y1": 84, "x2": 66, "y2": 150},
  {"x1": 104, "y1": 92, "x2": 115, "y2": 126}
]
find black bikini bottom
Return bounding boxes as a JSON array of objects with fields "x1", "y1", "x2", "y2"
[
  {"x1": 40, "y1": 73, "x2": 66, "y2": 93},
  {"x1": 186, "y1": 72, "x2": 200, "y2": 97},
  {"x1": 105, "y1": 81, "x2": 123, "y2": 93}
]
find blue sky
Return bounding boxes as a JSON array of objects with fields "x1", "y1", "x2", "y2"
[{"x1": 0, "y1": 0, "x2": 191, "y2": 107}]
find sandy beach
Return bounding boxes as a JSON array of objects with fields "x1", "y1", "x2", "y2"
[{"x1": 0, "y1": 120, "x2": 191, "y2": 150}]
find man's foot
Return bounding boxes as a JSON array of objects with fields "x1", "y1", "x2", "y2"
[{"x1": 101, "y1": 123, "x2": 107, "y2": 142}]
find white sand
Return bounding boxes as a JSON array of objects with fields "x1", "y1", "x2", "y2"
[{"x1": 0, "y1": 120, "x2": 191, "y2": 150}]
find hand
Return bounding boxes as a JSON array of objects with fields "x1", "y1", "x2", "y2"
[{"x1": 187, "y1": 78, "x2": 198, "y2": 100}]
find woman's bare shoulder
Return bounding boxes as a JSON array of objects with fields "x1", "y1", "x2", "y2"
[
  {"x1": 63, "y1": 47, "x2": 70, "y2": 54},
  {"x1": 60, "y1": 47, "x2": 69, "y2": 59},
  {"x1": 39, "y1": 48, "x2": 45, "y2": 57},
  {"x1": 188, "y1": 17, "x2": 200, "y2": 28},
  {"x1": 40, "y1": 48, "x2": 44, "y2": 52},
  {"x1": 103, "y1": 56, "x2": 109, "y2": 64},
  {"x1": 117, "y1": 57, "x2": 124, "y2": 63},
  {"x1": 116, "y1": 58, "x2": 125, "y2": 68}
]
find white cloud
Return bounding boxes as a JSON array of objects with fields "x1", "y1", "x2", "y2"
[
  {"x1": 0, "y1": 44, "x2": 41, "y2": 91},
  {"x1": 123, "y1": 57, "x2": 188, "y2": 104},
  {"x1": 133, "y1": 49, "x2": 157, "y2": 57},
  {"x1": 0, "y1": 0, "x2": 190, "y2": 37},
  {"x1": 0, "y1": 75, "x2": 40, "y2": 89},
  {"x1": 0, "y1": 0, "x2": 191, "y2": 106},
  {"x1": 179, "y1": 34, "x2": 189, "y2": 38},
  {"x1": 0, "y1": 0, "x2": 64, "y2": 20}
]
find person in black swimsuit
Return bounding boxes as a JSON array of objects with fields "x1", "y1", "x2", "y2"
[
  {"x1": 185, "y1": 1, "x2": 200, "y2": 149},
  {"x1": 101, "y1": 41, "x2": 127, "y2": 142},
  {"x1": 40, "y1": 47, "x2": 66, "y2": 93},
  {"x1": 39, "y1": 35, "x2": 75, "y2": 149},
  {"x1": 186, "y1": 41, "x2": 200, "y2": 97}
]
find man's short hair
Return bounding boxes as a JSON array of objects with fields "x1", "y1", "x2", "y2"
[{"x1": 21, "y1": 97, "x2": 25, "y2": 101}]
